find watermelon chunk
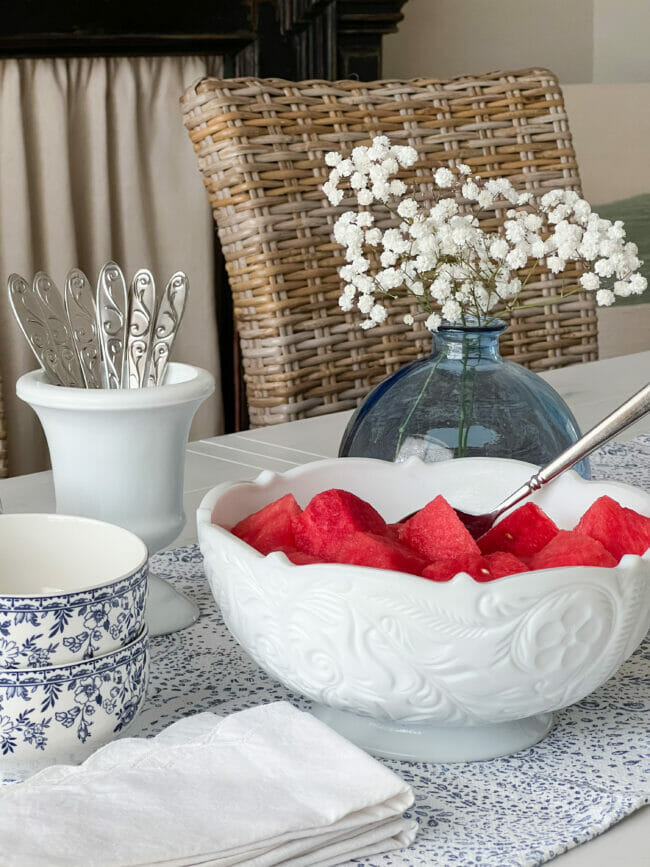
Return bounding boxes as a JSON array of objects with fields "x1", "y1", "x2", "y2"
[
  {"x1": 399, "y1": 495, "x2": 480, "y2": 562},
  {"x1": 335, "y1": 531, "x2": 427, "y2": 575},
  {"x1": 422, "y1": 553, "x2": 491, "y2": 582},
  {"x1": 575, "y1": 495, "x2": 650, "y2": 562},
  {"x1": 231, "y1": 494, "x2": 302, "y2": 555},
  {"x1": 483, "y1": 551, "x2": 530, "y2": 579},
  {"x1": 386, "y1": 522, "x2": 405, "y2": 540},
  {"x1": 528, "y1": 530, "x2": 617, "y2": 570},
  {"x1": 478, "y1": 502, "x2": 559, "y2": 557},
  {"x1": 292, "y1": 489, "x2": 387, "y2": 560},
  {"x1": 274, "y1": 546, "x2": 322, "y2": 565}
]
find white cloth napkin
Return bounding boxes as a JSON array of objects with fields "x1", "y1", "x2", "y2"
[{"x1": 0, "y1": 702, "x2": 417, "y2": 867}]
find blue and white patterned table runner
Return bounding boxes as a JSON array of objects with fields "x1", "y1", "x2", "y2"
[{"x1": 4, "y1": 435, "x2": 650, "y2": 865}]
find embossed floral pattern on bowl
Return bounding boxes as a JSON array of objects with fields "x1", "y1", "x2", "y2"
[{"x1": 197, "y1": 456, "x2": 650, "y2": 762}]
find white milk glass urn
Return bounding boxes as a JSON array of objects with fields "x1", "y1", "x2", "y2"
[{"x1": 17, "y1": 362, "x2": 215, "y2": 636}]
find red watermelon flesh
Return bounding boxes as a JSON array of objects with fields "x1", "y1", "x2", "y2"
[
  {"x1": 483, "y1": 551, "x2": 530, "y2": 579},
  {"x1": 274, "y1": 546, "x2": 322, "y2": 565},
  {"x1": 528, "y1": 530, "x2": 617, "y2": 570},
  {"x1": 575, "y1": 495, "x2": 650, "y2": 561},
  {"x1": 400, "y1": 495, "x2": 481, "y2": 562},
  {"x1": 478, "y1": 502, "x2": 559, "y2": 557},
  {"x1": 231, "y1": 493, "x2": 302, "y2": 555},
  {"x1": 422, "y1": 553, "x2": 491, "y2": 582},
  {"x1": 386, "y1": 522, "x2": 405, "y2": 540},
  {"x1": 292, "y1": 489, "x2": 387, "y2": 560},
  {"x1": 335, "y1": 531, "x2": 428, "y2": 575}
]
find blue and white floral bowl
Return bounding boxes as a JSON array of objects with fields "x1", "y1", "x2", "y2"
[
  {"x1": 0, "y1": 624, "x2": 149, "y2": 778},
  {"x1": 0, "y1": 514, "x2": 148, "y2": 668}
]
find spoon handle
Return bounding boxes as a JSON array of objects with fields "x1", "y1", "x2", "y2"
[{"x1": 495, "y1": 382, "x2": 650, "y2": 515}]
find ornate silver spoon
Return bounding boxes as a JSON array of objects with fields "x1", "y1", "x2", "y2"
[
  {"x1": 125, "y1": 268, "x2": 157, "y2": 388},
  {"x1": 96, "y1": 261, "x2": 128, "y2": 389},
  {"x1": 64, "y1": 268, "x2": 102, "y2": 388},
  {"x1": 146, "y1": 271, "x2": 188, "y2": 386},
  {"x1": 407, "y1": 382, "x2": 650, "y2": 538}
]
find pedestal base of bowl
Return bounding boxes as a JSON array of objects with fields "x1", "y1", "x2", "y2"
[
  {"x1": 146, "y1": 573, "x2": 199, "y2": 637},
  {"x1": 311, "y1": 704, "x2": 554, "y2": 763}
]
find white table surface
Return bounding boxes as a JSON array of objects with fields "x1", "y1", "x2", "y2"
[{"x1": 1, "y1": 349, "x2": 649, "y2": 866}]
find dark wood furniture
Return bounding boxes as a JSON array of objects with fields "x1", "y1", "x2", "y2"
[{"x1": 0, "y1": 0, "x2": 407, "y2": 429}]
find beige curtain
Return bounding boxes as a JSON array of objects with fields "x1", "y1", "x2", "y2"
[{"x1": 0, "y1": 55, "x2": 224, "y2": 477}]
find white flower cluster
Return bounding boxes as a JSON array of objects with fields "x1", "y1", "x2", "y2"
[{"x1": 323, "y1": 136, "x2": 646, "y2": 330}]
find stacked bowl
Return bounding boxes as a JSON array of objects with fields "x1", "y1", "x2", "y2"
[{"x1": 0, "y1": 513, "x2": 150, "y2": 778}]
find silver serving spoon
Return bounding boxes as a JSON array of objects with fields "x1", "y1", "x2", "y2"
[
  {"x1": 439, "y1": 382, "x2": 650, "y2": 539},
  {"x1": 400, "y1": 383, "x2": 650, "y2": 534},
  {"x1": 32, "y1": 271, "x2": 85, "y2": 388},
  {"x1": 96, "y1": 261, "x2": 128, "y2": 388},
  {"x1": 125, "y1": 268, "x2": 156, "y2": 388},
  {"x1": 145, "y1": 271, "x2": 188, "y2": 386},
  {"x1": 7, "y1": 273, "x2": 65, "y2": 386},
  {"x1": 64, "y1": 268, "x2": 102, "y2": 388}
]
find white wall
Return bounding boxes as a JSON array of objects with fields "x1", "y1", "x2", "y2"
[
  {"x1": 593, "y1": 0, "x2": 650, "y2": 82},
  {"x1": 384, "y1": 0, "x2": 650, "y2": 84}
]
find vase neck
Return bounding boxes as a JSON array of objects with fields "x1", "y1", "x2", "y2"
[{"x1": 432, "y1": 321, "x2": 505, "y2": 362}]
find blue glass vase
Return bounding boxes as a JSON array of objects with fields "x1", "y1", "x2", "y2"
[{"x1": 339, "y1": 319, "x2": 589, "y2": 476}]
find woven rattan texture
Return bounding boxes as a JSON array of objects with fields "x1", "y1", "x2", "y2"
[{"x1": 182, "y1": 70, "x2": 598, "y2": 427}]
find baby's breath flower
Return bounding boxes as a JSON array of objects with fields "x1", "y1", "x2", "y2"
[
  {"x1": 546, "y1": 255, "x2": 565, "y2": 274},
  {"x1": 442, "y1": 299, "x2": 462, "y2": 322},
  {"x1": 580, "y1": 272, "x2": 600, "y2": 291},
  {"x1": 477, "y1": 190, "x2": 494, "y2": 208},
  {"x1": 397, "y1": 198, "x2": 419, "y2": 219},
  {"x1": 489, "y1": 238, "x2": 509, "y2": 259},
  {"x1": 596, "y1": 289, "x2": 615, "y2": 306},
  {"x1": 629, "y1": 273, "x2": 648, "y2": 294},
  {"x1": 613, "y1": 280, "x2": 632, "y2": 297},
  {"x1": 358, "y1": 294, "x2": 374, "y2": 314},
  {"x1": 462, "y1": 181, "x2": 480, "y2": 200},
  {"x1": 339, "y1": 295, "x2": 353, "y2": 312},
  {"x1": 434, "y1": 167, "x2": 454, "y2": 188},
  {"x1": 393, "y1": 145, "x2": 418, "y2": 167},
  {"x1": 323, "y1": 139, "x2": 646, "y2": 333},
  {"x1": 425, "y1": 312, "x2": 442, "y2": 331}
]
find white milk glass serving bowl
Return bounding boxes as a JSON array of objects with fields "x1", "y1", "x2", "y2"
[
  {"x1": 0, "y1": 625, "x2": 149, "y2": 779},
  {"x1": 17, "y1": 362, "x2": 215, "y2": 637},
  {"x1": 198, "y1": 456, "x2": 650, "y2": 763},
  {"x1": 0, "y1": 513, "x2": 148, "y2": 668}
]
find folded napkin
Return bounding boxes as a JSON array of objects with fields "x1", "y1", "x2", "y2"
[{"x1": 0, "y1": 702, "x2": 417, "y2": 867}]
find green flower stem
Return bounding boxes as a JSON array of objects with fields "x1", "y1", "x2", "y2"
[
  {"x1": 457, "y1": 336, "x2": 480, "y2": 457},
  {"x1": 394, "y1": 356, "x2": 442, "y2": 460}
]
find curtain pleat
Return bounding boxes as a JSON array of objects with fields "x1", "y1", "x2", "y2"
[{"x1": 0, "y1": 55, "x2": 224, "y2": 476}]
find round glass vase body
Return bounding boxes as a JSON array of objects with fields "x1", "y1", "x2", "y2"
[{"x1": 339, "y1": 320, "x2": 589, "y2": 475}]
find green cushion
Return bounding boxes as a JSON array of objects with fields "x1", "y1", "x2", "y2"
[{"x1": 594, "y1": 193, "x2": 650, "y2": 306}]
